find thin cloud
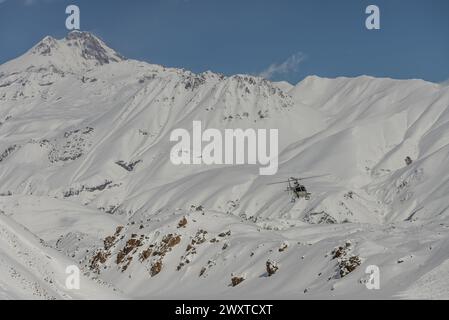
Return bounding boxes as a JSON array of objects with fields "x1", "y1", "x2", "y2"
[{"x1": 259, "y1": 52, "x2": 307, "y2": 80}]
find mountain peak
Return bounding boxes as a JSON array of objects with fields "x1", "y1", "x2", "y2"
[
  {"x1": 64, "y1": 31, "x2": 125, "y2": 65},
  {"x1": 28, "y1": 31, "x2": 125, "y2": 69},
  {"x1": 32, "y1": 36, "x2": 58, "y2": 56},
  {"x1": 65, "y1": 30, "x2": 94, "y2": 39},
  {"x1": 0, "y1": 31, "x2": 127, "y2": 77}
]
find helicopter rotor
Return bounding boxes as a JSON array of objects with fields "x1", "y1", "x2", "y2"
[{"x1": 266, "y1": 174, "x2": 328, "y2": 185}]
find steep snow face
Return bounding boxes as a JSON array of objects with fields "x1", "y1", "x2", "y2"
[{"x1": 1, "y1": 33, "x2": 449, "y2": 299}]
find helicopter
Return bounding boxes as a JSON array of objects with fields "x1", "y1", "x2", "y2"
[{"x1": 267, "y1": 175, "x2": 326, "y2": 202}]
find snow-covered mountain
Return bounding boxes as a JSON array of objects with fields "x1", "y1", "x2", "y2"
[{"x1": 1, "y1": 31, "x2": 448, "y2": 299}]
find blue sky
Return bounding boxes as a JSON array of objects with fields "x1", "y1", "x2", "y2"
[{"x1": 0, "y1": 0, "x2": 448, "y2": 84}]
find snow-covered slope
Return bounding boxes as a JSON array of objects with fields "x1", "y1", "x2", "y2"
[
  {"x1": 1, "y1": 31, "x2": 449, "y2": 299},
  {"x1": 0, "y1": 211, "x2": 122, "y2": 299}
]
